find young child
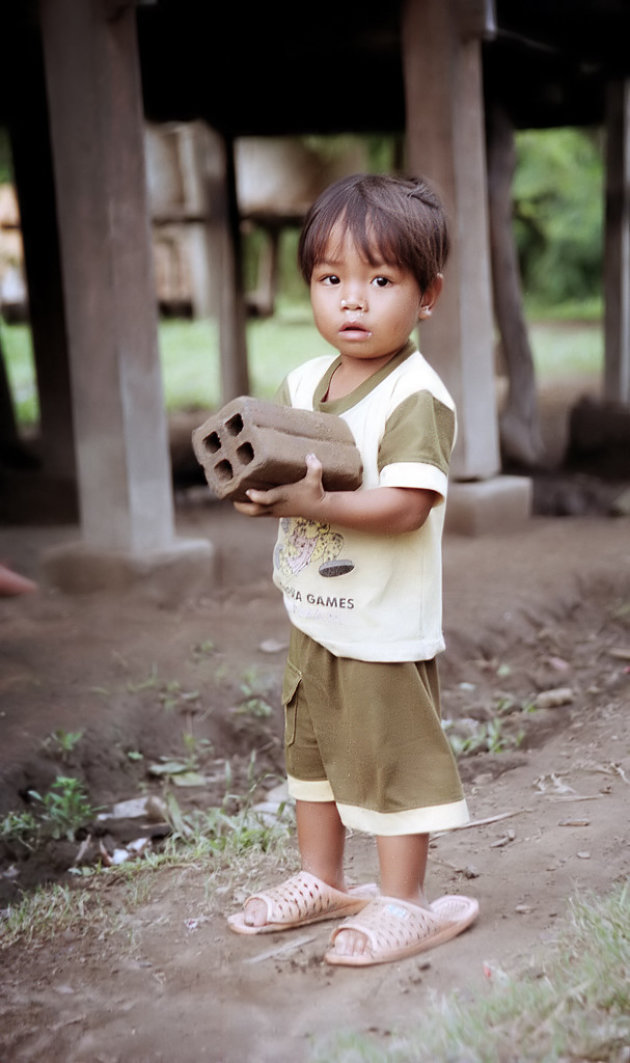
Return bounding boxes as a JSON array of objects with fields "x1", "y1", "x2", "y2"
[{"x1": 228, "y1": 173, "x2": 478, "y2": 966}]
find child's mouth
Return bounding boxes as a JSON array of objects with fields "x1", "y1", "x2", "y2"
[{"x1": 340, "y1": 322, "x2": 369, "y2": 334}]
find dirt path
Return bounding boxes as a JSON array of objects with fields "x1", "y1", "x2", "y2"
[{"x1": 1, "y1": 508, "x2": 629, "y2": 1062}]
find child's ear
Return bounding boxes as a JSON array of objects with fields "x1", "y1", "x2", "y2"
[{"x1": 418, "y1": 273, "x2": 444, "y2": 319}]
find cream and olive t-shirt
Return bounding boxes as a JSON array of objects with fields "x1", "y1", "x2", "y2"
[{"x1": 272, "y1": 340, "x2": 456, "y2": 662}]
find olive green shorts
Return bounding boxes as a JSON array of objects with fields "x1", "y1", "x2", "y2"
[{"x1": 281, "y1": 626, "x2": 469, "y2": 836}]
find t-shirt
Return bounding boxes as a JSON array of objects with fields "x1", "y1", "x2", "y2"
[{"x1": 272, "y1": 340, "x2": 456, "y2": 662}]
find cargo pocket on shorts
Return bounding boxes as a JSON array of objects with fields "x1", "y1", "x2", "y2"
[{"x1": 281, "y1": 661, "x2": 302, "y2": 747}]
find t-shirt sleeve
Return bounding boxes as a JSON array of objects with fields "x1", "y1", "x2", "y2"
[{"x1": 377, "y1": 391, "x2": 456, "y2": 500}]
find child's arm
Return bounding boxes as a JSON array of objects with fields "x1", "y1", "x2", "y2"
[{"x1": 234, "y1": 453, "x2": 436, "y2": 535}]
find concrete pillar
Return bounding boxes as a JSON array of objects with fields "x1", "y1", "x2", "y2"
[
  {"x1": 38, "y1": 0, "x2": 214, "y2": 593},
  {"x1": 403, "y1": 0, "x2": 499, "y2": 480},
  {"x1": 402, "y1": 0, "x2": 530, "y2": 531},
  {"x1": 7, "y1": 17, "x2": 76, "y2": 482},
  {"x1": 604, "y1": 79, "x2": 630, "y2": 406}
]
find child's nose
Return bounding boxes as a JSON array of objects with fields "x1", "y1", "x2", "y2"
[{"x1": 340, "y1": 292, "x2": 365, "y2": 310}]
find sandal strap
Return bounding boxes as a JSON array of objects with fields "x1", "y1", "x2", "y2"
[
  {"x1": 248, "y1": 871, "x2": 346, "y2": 924},
  {"x1": 330, "y1": 897, "x2": 440, "y2": 953}
]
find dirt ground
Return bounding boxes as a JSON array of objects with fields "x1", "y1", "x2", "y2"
[{"x1": 1, "y1": 385, "x2": 630, "y2": 1062}]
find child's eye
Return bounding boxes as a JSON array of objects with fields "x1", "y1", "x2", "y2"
[
  {"x1": 321, "y1": 274, "x2": 341, "y2": 286},
  {"x1": 373, "y1": 276, "x2": 391, "y2": 288}
]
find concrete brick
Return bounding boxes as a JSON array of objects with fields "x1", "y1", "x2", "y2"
[{"x1": 192, "y1": 396, "x2": 363, "y2": 502}]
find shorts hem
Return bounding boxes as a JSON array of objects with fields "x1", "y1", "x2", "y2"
[
  {"x1": 287, "y1": 774, "x2": 335, "y2": 802},
  {"x1": 336, "y1": 798, "x2": 469, "y2": 836}
]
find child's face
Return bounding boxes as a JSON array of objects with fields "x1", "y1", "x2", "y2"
[{"x1": 309, "y1": 225, "x2": 426, "y2": 365}]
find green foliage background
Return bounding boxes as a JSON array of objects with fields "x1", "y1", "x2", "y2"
[{"x1": 513, "y1": 127, "x2": 604, "y2": 308}]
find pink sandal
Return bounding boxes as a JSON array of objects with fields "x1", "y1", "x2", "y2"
[
  {"x1": 325, "y1": 894, "x2": 479, "y2": 966},
  {"x1": 227, "y1": 870, "x2": 378, "y2": 935}
]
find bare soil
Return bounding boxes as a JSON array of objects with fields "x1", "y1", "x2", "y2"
[{"x1": 1, "y1": 384, "x2": 629, "y2": 1063}]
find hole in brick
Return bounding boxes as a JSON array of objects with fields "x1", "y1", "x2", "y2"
[
  {"x1": 236, "y1": 442, "x2": 254, "y2": 466},
  {"x1": 215, "y1": 460, "x2": 233, "y2": 482},
  {"x1": 226, "y1": 414, "x2": 244, "y2": 436},
  {"x1": 204, "y1": 431, "x2": 221, "y2": 454}
]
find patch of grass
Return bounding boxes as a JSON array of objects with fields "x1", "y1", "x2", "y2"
[
  {"x1": 2, "y1": 776, "x2": 96, "y2": 849},
  {"x1": 0, "y1": 318, "x2": 38, "y2": 423},
  {"x1": 155, "y1": 308, "x2": 330, "y2": 414},
  {"x1": 528, "y1": 319, "x2": 603, "y2": 379},
  {"x1": 447, "y1": 716, "x2": 525, "y2": 757},
  {"x1": 29, "y1": 776, "x2": 96, "y2": 841},
  {"x1": 524, "y1": 294, "x2": 603, "y2": 323},
  {"x1": 309, "y1": 883, "x2": 630, "y2": 1063},
  {"x1": 43, "y1": 728, "x2": 84, "y2": 761},
  {"x1": 0, "y1": 755, "x2": 293, "y2": 950},
  {"x1": 0, "y1": 884, "x2": 104, "y2": 948},
  {"x1": 160, "y1": 793, "x2": 292, "y2": 860},
  {"x1": 0, "y1": 809, "x2": 39, "y2": 850},
  {"x1": 444, "y1": 699, "x2": 528, "y2": 757}
]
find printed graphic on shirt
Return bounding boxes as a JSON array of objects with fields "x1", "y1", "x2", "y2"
[{"x1": 274, "y1": 517, "x2": 349, "y2": 578}]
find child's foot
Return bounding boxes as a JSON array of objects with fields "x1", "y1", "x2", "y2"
[
  {"x1": 0, "y1": 564, "x2": 38, "y2": 596},
  {"x1": 330, "y1": 891, "x2": 429, "y2": 958},
  {"x1": 325, "y1": 894, "x2": 479, "y2": 966},
  {"x1": 227, "y1": 870, "x2": 377, "y2": 935}
]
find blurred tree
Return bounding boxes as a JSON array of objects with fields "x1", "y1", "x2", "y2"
[
  {"x1": 488, "y1": 103, "x2": 545, "y2": 468},
  {"x1": 513, "y1": 127, "x2": 604, "y2": 309}
]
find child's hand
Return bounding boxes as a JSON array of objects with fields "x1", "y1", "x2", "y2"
[{"x1": 233, "y1": 453, "x2": 326, "y2": 519}]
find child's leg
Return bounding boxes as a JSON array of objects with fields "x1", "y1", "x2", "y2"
[
  {"x1": 330, "y1": 832, "x2": 430, "y2": 957},
  {"x1": 240, "y1": 799, "x2": 347, "y2": 928},
  {"x1": 377, "y1": 833, "x2": 430, "y2": 906},
  {"x1": 297, "y1": 800, "x2": 347, "y2": 890}
]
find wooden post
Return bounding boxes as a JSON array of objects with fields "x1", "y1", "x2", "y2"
[
  {"x1": 39, "y1": 0, "x2": 175, "y2": 552},
  {"x1": 604, "y1": 80, "x2": 630, "y2": 406},
  {"x1": 402, "y1": 0, "x2": 500, "y2": 480},
  {"x1": 6, "y1": 17, "x2": 76, "y2": 481},
  {"x1": 217, "y1": 134, "x2": 250, "y2": 403},
  {"x1": 487, "y1": 101, "x2": 544, "y2": 467}
]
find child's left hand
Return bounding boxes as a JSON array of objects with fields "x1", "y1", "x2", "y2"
[{"x1": 234, "y1": 453, "x2": 326, "y2": 519}]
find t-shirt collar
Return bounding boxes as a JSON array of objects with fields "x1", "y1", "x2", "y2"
[{"x1": 314, "y1": 338, "x2": 416, "y2": 413}]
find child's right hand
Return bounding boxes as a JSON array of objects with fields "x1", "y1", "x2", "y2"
[{"x1": 233, "y1": 453, "x2": 326, "y2": 520}]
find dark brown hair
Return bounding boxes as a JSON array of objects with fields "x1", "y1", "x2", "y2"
[{"x1": 298, "y1": 173, "x2": 450, "y2": 293}]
